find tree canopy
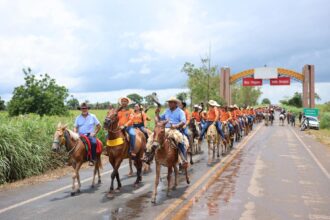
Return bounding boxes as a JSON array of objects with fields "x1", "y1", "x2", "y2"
[
  {"x1": 8, "y1": 68, "x2": 69, "y2": 116},
  {"x1": 127, "y1": 93, "x2": 144, "y2": 104},
  {"x1": 261, "y1": 98, "x2": 271, "y2": 105},
  {"x1": 0, "y1": 97, "x2": 5, "y2": 111}
]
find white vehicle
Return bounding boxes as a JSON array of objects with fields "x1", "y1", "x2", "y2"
[{"x1": 301, "y1": 116, "x2": 320, "y2": 130}]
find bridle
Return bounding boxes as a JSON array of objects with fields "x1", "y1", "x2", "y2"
[{"x1": 53, "y1": 129, "x2": 80, "y2": 156}]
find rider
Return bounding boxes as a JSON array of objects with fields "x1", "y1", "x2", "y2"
[
  {"x1": 191, "y1": 104, "x2": 201, "y2": 123},
  {"x1": 179, "y1": 101, "x2": 191, "y2": 139},
  {"x1": 132, "y1": 103, "x2": 149, "y2": 140},
  {"x1": 155, "y1": 97, "x2": 188, "y2": 167},
  {"x1": 117, "y1": 97, "x2": 136, "y2": 157},
  {"x1": 74, "y1": 103, "x2": 101, "y2": 166},
  {"x1": 220, "y1": 106, "x2": 234, "y2": 133},
  {"x1": 199, "y1": 100, "x2": 226, "y2": 143}
]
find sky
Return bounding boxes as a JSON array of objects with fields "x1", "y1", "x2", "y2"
[{"x1": 0, "y1": 0, "x2": 329, "y2": 104}]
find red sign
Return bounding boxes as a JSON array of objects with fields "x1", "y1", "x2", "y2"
[
  {"x1": 270, "y1": 77, "x2": 290, "y2": 85},
  {"x1": 243, "y1": 77, "x2": 263, "y2": 86}
]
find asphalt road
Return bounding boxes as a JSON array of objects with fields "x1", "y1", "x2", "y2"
[{"x1": 0, "y1": 119, "x2": 330, "y2": 220}]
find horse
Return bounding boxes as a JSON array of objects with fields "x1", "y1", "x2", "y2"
[
  {"x1": 279, "y1": 113, "x2": 285, "y2": 126},
  {"x1": 206, "y1": 123, "x2": 220, "y2": 164},
  {"x1": 264, "y1": 112, "x2": 270, "y2": 126},
  {"x1": 221, "y1": 123, "x2": 232, "y2": 155},
  {"x1": 188, "y1": 118, "x2": 202, "y2": 155},
  {"x1": 103, "y1": 108, "x2": 147, "y2": 198},
  {"x1": 52, "y1": 123, "x2": 103, "y2": 196},
  {"x1": 148, "y1": 120, "x2": 190, "y2": 203}
]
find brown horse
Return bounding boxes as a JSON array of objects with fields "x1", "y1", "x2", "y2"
[
  {"x1": 103, "y1": 108, "x2": 146, "y2": 198},
  {"x1": 206, "y1": 124, "x2": 220, "y2": 164},
  {"x1": 52, "y1": 123, "x2": 103, "y2": 196},
  {"x1": 148, "y1": 120, "x2": 190, "y2": 203}
]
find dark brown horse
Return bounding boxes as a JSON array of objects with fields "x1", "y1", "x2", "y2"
[
  {"x1": 52, "y1": 123, "x2": 103, "y2": 196},
  {"x1": 148, "y1": 120, "x2": 190, "y2": 203},
  {"x1": 103, "y1": 108, "x2": 146, "y2": 198}
]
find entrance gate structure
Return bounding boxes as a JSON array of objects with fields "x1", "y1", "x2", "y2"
[{"x1": 219, "y1": 65, "x2": 315, "y2": 108}]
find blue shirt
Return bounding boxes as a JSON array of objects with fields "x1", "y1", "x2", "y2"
[
  {"x1": 74, "y1": 113, "x2": 100, "y2": 135},
  {"x1": 160, "y1": 107, "x2": 186, "y2": 128}
]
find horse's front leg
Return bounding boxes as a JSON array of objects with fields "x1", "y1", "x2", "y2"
[
  {"x1": 151, "y1": 162, "x2": 161, "y2": 203},
  {"x1": 167, "y1": 166, "x2": 173, "y2": 196},
  {"x1": 75, "y1": 162, "x2": 83, "y2": 193}
]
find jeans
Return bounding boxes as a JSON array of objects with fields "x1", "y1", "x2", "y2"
[
  {"x1": 125, "y1": 126, "x2": 136, "y2": 153},
  {"x1": 87, "y1": 136, "x2": 97, "y2": 161},
  {"x1": 227, "y1": 122, "x2": 234, "y2": 133},
  {"x1": 200, "y1": 121, "x2": 225, "y2": 139},
  {"x1": 183, "y1": 127, "x2": 189, "y2": 138},
  {"x1": 133, "y1": 123, "x2": 149, "y2": 139}
]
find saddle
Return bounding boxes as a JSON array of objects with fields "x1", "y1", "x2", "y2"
[{"x1": 80, "y1": 135, "x2": 103, "y2": 160}]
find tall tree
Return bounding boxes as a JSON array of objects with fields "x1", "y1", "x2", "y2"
[
  {"x1": 261, "y1": 98, "x2": 271, "y2": 105},
  {"x1": 8, "y1": 68, "x2": 69, "y2": 116},
  {"x1": 0, "y1": 96, "x2": 5, "y2": 110},
  {"x1": 66, "y1": 95, "x2": 79, "y2": 110},
  {"x1": 127, "y1": 93, "x2": 144, "y2": 104},
  {"x1": 231, "y1": 84, "x2": 262, "y2": 106},
  {"x1": 176, "y1": 92, "x2": 188, "y2": 102},
  {"x1": 181, "y1": 59, "x2": 224, "y2": 105}
]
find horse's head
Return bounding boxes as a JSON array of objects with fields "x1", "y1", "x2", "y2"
[
  {"x1": 152, "y1": 120, "x2": 168, "y2": 149},
  {"x1": 52, "y1": 123, "x2": 67, "y2": 152},
  {"x1": 103, "y1": 108, "x2": 120, "y2": 130}
]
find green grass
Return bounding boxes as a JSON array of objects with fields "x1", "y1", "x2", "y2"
[{"x1": 0, "y1": 108, "x2": 158, "y2": 184}]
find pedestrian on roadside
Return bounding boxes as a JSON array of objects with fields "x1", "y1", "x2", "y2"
[
  {"x1": 291, "y1": 113, "x2": 296, "y2": 127},
  {"x1": 298, "y1": 112, "x2": 302, "y2": 124}
]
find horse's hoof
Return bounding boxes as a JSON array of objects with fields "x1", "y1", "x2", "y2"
[
  {"x1": 187, "y1": 179, "x2": 190, "y2": 184},
  {"x1": 71, "y1": 192, "x2": 75, "y2": 196},
  {"x1": 98, "y1": 179, "x2": 101, "y2": 184},
  {"x1": 91, "y1": 185, "x2": 95, "y2": 189},
  {"x1": 76, "y1": 189, "x2": 81, "y2": 194},
  {"x1": 127, "y1": 172, "x2": 133, "y2": 177},
  {"x1": 134, "y1": 183, "x2": 139, "y2": 188},
  {"x1": 107, "y1": 193, "x2": 115, "y2": 199},
  {"x1": 114, "y1": 189, "x2": 120, "y2": 193},
  {"x1": 172, "y1": 186, "x2": 177, "y2": 190},
  {"x1": 190, "y1": 161, "x2": 194, "y2": 165},
  {"x1": 151, "y1": 198, "x2": 156, "y2": 204}
]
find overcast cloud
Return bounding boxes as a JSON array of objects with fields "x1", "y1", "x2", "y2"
[{"x1": 0, "y1": 0, "x2": 329, "y2": 103}]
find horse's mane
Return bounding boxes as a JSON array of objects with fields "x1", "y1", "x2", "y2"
[{"x1": 67, "y1": 129, "x2": 80, "y2": 141}]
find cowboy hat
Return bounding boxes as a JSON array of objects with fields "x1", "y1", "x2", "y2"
[
  {"x1": 193, "y1": 104, "x2": 199, "y2": 108},
  {"x1": 233, "y1": 104, "x2": 238, "y2": 108},
  {"x1": 208, "y1": 100, "x2": 218, "y2": 106},
  {"x1": 215, "y1": 102, "x2": 221, "y2": 107},
  {"x1": 77, "y1": 102, "x2": 90, "y2": 110},
  {"x1": 229, "y1": 105, "x2": 234, "y2": 109},
  {"x1": 166, "y1": 96, "x2": 180, "y2": 103},
  {"x1": 118, "y1": 97, "x2": 131, "y2": 104}
]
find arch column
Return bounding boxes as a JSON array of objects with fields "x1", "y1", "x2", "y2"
[
  {"x1": 220, "y1": 67, "x2": 231, "y2": 105},
  {"x1": 302, "y1": 64, "x2": 315, "y2": 108}
]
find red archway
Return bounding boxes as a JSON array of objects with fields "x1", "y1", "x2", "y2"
[{"x1": 219, "y1": 65, "x2": 315, "y2": 108}]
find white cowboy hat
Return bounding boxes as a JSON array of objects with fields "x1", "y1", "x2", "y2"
[
  {"x1": 193, "y1": 104, "x2": 199, "y2": 108},
  {"x1": 166, "y1": 96, "x2": 180, "y2": 103},
  {"x1": 233, "y1": 104, "x2": 238, "y2": 108},
  {"x1": 214, "y1": 102, "x2": 221, "y2": 107},
  {"x1": 229, "y1": 105, "x2": 234, "y2": 108},
  {"x1": 118, "y1": 97, "x2": 131, "y2": 104},
  {"x1": 208, "y1": 100, "x2": 218, "y2": 106},
  {"x1": 198, "y1": 106, "x2": 202, "y2": 110}
]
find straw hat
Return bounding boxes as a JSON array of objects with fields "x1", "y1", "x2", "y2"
[
  {"x1": 118, "y1": 97, "x2": 131, "y2": 104},
  {"x1": 166, "y1": 96, "x2": 180, "y2": 103},
  {"x1": 208, "y1": 100, "x2": 218, "y2": 106}
]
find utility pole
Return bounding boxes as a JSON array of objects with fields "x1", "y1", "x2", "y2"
[{"x1": 207, "y1": 42, "x2": 211, "y2": 101}]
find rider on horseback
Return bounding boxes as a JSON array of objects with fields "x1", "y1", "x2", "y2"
[
  {"x1": 155, "y1": 97, "x2": 189, "y2": 167},
  {"x1": 132, "y1": 104, "x2": 149, "y2": 140},
  {"x1": 199, "y1": 100, "x2": 227, "y2": 144},
  {"x1": 117, "y1": 97, "x2": 136, "y2": 157},
  {"x1": 180, "y1": 101, "x2": 191, "y2": 139},
  {"x1": 74, "y1": 103, "x2": 101, "y2": 166},
  {"x1": 220, "y1": 106, "x2": 234, "y2": 133}
]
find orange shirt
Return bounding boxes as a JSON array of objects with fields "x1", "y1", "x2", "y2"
[
  {"x1": 235, "y1": 109, "x2": 242, "y2": 117},
  {"x1": 231, "y1": 110, "x2": 237, "y2": 120},
  {"x1": 184, "y1": 109, "x2": 191, "y2": 124},
  {"x1": 207, "y1": 107, "x2": 219, "y2": 121},
  {"x1": 220, "y1": 109, "x2": 229, "y2": 122},
  {"x1": 118, "y1": 109, "x2": 133, "y2": 126},
  {"x1": 242, "y1": 109, "x2": 248, "y2": 115},
  {"x1": 132, "y1": 111, "x2": 147, "y2": 126},
  {"x1": 191, "y1": 111, "x2": 201, "y2": 122}
]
